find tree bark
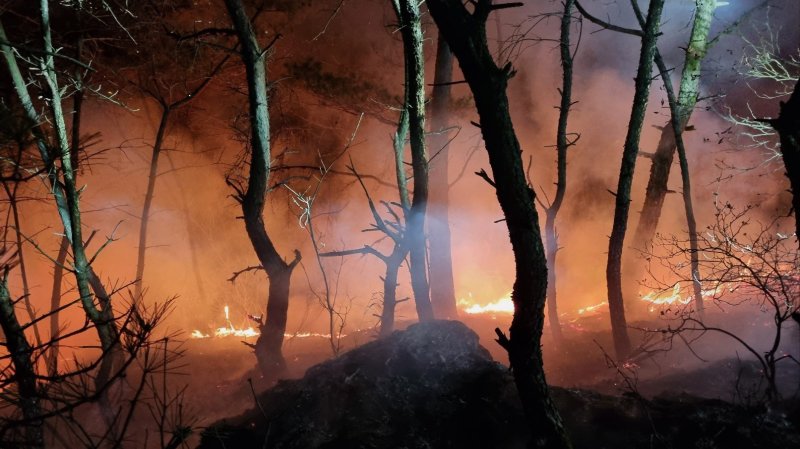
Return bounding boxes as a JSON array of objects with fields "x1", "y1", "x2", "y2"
[
  {"x1": 427, "y1": 34, "x2": 459, "y2": 319},
  {"x1": 629, "y1": 0, "x2": 716, "y2": 264},
  {"x1": 380, "y1": 250, "x2": 405, "y2": 337},
  {"x1": 427, "y1": 2, "x2": 571, "y2": 447},
  {"x1": 544, "y1": 0, "x2": 576, "y2": 346},
  {"x1": 769, "y1": 78, "x2": 800, "y2": 244},
  {"x1": 606, "y1": 0, "x2": 665, "y2": 360},
  {"x1": 1, "y1": 11, "x2": 121, "y2": 384},
  {"x1": 224, "y1": 0, "x2": 300, "y2": 378},
  {"x1": 134, "y1": 108, "x2": 170, "y2": 300},
  {"x1": 0, "y1": 275, "x2": 43, "y2": 449},
  {"x1": 392, "y1": 0, "x2": 434, "y2": 321}
]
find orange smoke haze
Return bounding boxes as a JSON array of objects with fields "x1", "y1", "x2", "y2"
[{"x1": 4, "y1": 0, "x2": 796, "y2": 365}]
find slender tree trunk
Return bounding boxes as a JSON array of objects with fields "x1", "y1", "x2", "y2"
[
  {"x1": 606, "y1": 0, "x2": 665, "y2": 360},
  {"x1": 393, "y1": 0, "x2": 434, "y2": 321},
  {"x1": 629, "y1": 0, "x2": 716, "y2": 274},
  {"x1": 48, "y1": 236, "x2": 69, "y2": 376},
  {"x1": 649, "y1": 53, "x2": 704, "y2": 313},
  {"x1": 380, "y1": 251, "x2": 405, "y2": 337},
  {"x1": 134, "y1": 108, "x2": 170, "y2": 300},
  {"x1": 427, "y1": 2, "x2": 571, "y2": 447},
  {"x1": 769, "y1": 78, "x2": 800, "y2": 244},
  {"x1": 544, "y1": 0, "x2": 576, "y2": 346},
  {"x1": 0, "y1": 275, "x2": 43, "y2": 449},
  {"x1": 48, "y1": 34, "x2": 85, "y2": 377},
  {"x1": 38, "y1": 0, "x2": 121, "y2": 372},
  {"x1": 427, "y1": 34, "x2": 459, "y2": 319},
  {"x1": 225, "y1": 0, "x2": 301, "y2": 378},
  {"x1": 3, "y1": 180, "x2": 42, "y2": 348},
  {"x1": 1, "y1": 9, "x2": 119, "y2": 357}
]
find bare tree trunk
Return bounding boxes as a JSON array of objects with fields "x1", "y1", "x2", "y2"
[
  {"x1": 0, "y1": 274, "x2": 43, "y2": 449},
  {"x1": 39, "y1": 0, "x2": 122, "y2": 377},
  {"x1": 134, "y1": 109, "x2": 170, "y2": 300},
  {"x1": 133, "y1": 62, "x2": 220, "y2": 301},
  {"x1": 605, "y1": 0, "x2": 664, "y2": 360},
  {"x1": 380, "y1": 250, "x2": 405, "y2": 337},
  {"x1": 650, "y1": 54, "x2": 704, "y2": 313},
  {"x1": 3, "y1": 179, "x2": 42, "y2": 348},
  {"x1": 628, "y1": 0, "x2": 716, "y2": 282},
  {"x1": 427, "y1": 2, "x2": 571, "y2": 447},
  {"x1": 544, "y1": 0, "x2": 577, "y2": 346},
  {"x1": 1, "y1": 11, "x2": 120, "y2": 382},
  {"x1": 392, "y1": 0, "x2": 434, "y2": 321},
  {"x1": 768, "y1": 78, "x2": 800, "y2": 244},
  {"x1": 427, "y1": 34, "x2": 459, "y2": 319},
  {"x1": 224, "y1": 0, "x2": 301, "y2": 379},
  {"x1": 49, "y1": 34, "x2": 86, "y2": 377},
  {"x1": 48, "y1": 236, "x2": 68, "y2": 377}
]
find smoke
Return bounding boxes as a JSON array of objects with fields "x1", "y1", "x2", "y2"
[{"x1": 6, "y1": 0, "x2": 798, "y2": 373}]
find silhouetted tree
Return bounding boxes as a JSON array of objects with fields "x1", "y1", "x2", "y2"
[
  {"x1": 392, "y1": 0, "x2": 434, "y2": 321},
  {"x1": 427, "y1": 34, "x2": 459, "y2": 320},
  {"x1": 224, "y1": 0, "x2": 301, "y2": 378},
  {"x1": 543, "y1": 0, "x2": 578, "y2": 345},
  {"x1": 427, "y1": 1, "x2": 571, "y2": 447},
  {"x1": 605, "y1": 0, "x2": 665, "y2": 360}
]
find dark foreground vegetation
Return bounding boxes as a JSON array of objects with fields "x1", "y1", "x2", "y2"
[{"x1": 198, "y1": 321, "x2": 800, "y2": 449}]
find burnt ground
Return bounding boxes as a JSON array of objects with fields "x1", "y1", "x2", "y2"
[{"x1": 182, "y1": 318, "x2": 800, "y2": 449}]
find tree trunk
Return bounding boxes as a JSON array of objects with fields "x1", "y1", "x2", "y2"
[
  {"x1": 427, "y1": 34, "x2": 459, "y2": 319},
  {"x1": 0, "y1": 276, "x2": 43, "y2": 449},
  {"x1": 427, "y1": 2, "x2": 571, "y2": 447},
  {"x1": 649, "y1": 52, "x2": 705, "y2": 314},
  {"x1": 605, "y1": 0, "x2": 665, "y2": 360},
  {"x1": 1, "y1": 11, "x2": 121, "y2": 383},
  {"x1": 380, "y1": 250, "x2": 405, "y2": 337},
  {"x1": 134, "y1": 108, "x2": 170, "y2": 300},
  {"x1": 769, "y1": 78, "x2": 800, "y2": 244},
  {"x1": 225, "y1": 0, "x2": 301, "y2": 379},
  {"x1": 629, "y1": 0, "x2": 716, "y2": 270},
  {"x1": 392, "y1": 0, "x2": 434, "y2": 321},
  {"x1": 544, "y1": 0, "x2": 577, "y2": 346},
  {"x1": 48, "y1": 235, "x2": 69, "y2": 377}
]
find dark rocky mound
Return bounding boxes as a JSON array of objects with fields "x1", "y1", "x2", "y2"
[{"x1": 198, "y1": 320, "x2": 799, "y2": 449}]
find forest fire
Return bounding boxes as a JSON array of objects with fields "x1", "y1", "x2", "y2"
[{"x1": 1, "y1": 0, "x2": 798, "y2": 448}]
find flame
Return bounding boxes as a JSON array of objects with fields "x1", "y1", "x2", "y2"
[
  {"x1": 641, "y1": 283, "x2": 720, "y2": 308},
  {"x1": 577, "y1": 301, "x2": 607, "y2": 315},
  {"x1": 190, "y1": 329, "x2": 208, "y2": 339},
  {"x1": 458, "y1": 292, "x2": 514, "y2": 315},
  {"x1": 641, "y1": 283, "x2": 691, "y2": 306},
  {"x1": 190, "y1": 305, "x2": 357, "y2": 339}
]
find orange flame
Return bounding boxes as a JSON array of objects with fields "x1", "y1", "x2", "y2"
[{"x1": 458, "y1": 292, "x2": 514, "y2": 315}]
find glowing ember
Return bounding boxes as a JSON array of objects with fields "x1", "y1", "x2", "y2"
[{"x1": 458, "y1": 292, "x2": 514, "y2": 315}]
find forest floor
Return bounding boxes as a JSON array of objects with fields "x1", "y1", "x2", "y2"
[
  {"x1": 180, "y1": 310, "x2": 800, "y2": 448},
  {"x1": 187, "y1": 319, "x2": 800, "y2": 449}
]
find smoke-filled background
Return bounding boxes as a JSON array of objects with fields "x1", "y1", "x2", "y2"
[{"x1": 3, "y1": 0, "x2": 799, "y2": 364}]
